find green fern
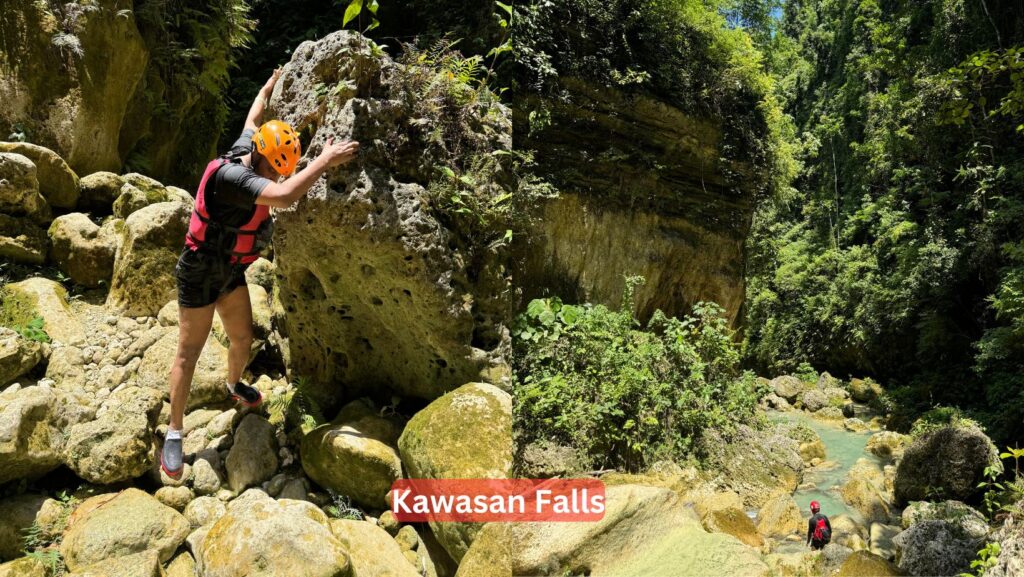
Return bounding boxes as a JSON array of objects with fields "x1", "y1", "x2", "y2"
[{"x1": 268, "y1": 377, "x2": 326, "y2": 435}]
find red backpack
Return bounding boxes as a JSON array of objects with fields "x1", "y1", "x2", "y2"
[{"x1": 813, "y1": 516, "x2": 831, "y2": 542}]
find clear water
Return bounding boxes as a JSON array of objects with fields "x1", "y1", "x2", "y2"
[{"x1": 769, "y1": 410, "x2": 884, "y2": 524}]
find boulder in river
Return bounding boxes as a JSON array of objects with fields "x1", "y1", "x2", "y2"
[
  {"x1": 755, "y1": 492, "x2": 803, "y2": 538},
  {"x1": 840, "y1": 458, "x2": 892, "y2": 524},
  {"x1": 772, "y1": 375, "x2": 803, "y2": 403},
  {"x1": 894, "y1": 422, "x2": 1000, "y2": 504},
  {"x1": 701, "y1": 424, "x2": 803, "y2": 508},
  {"x1": 701, "y1": 506, "x2": 764, "y2": 548}
]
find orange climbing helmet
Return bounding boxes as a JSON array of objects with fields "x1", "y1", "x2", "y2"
[{"x1": 252, "y1": 120, "x2": 300, "y2": 176}]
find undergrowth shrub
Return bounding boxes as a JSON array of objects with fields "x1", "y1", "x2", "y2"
[{"x1": 512, "y1": 276, "x2": 761, "y2": 472}]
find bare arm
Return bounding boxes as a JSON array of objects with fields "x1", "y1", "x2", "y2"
[
  {"x1": 245, "y1": 69, "x2": 282, "y2": 132},
  {"x1": 256, "y1": 138, "x2": 359, "y2": 208}
]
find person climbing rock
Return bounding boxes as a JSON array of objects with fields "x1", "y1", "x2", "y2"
[
  {"x1": 806, "y1": 500, "x2": 832, "y2": 550},
  {"x1": 161, "y1": 69, "x2": 360, "y2": 478}
]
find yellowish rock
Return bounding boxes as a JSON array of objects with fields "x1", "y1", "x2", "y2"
[{"x1": 756, "y1": 492, "x2": 803, "y2": 538}]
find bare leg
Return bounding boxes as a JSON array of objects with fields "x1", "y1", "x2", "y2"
[
  {"x1": 169, "y1": 303, "x2": 216, "y2": 431},
  {"x1": 215, "y1": 285, "x2": 254, "y2": 385}
]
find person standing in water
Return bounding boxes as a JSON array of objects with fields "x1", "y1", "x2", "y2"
[
  {"x1": 160, "y1": 69, "x2": 360, "y2": 478},
  {"x1": 807, "y1": 500, "x2": 832, "y2": 550}
]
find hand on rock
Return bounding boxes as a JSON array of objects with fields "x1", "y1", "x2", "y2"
[
  {"x1": 319, "y1": 138, "x2": 360, "y2": 168},
  {"x1": 263, "y1": 68, "x2": 283, "y2": 92}
]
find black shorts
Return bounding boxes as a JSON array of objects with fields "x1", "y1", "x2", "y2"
[{"x1": 175, "y1": 247, "x2": 249, "y2": 308}]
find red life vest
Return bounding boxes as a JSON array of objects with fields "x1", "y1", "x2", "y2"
[{"x1": 185, "y1": 158, "x2": 271, "y2": 264}]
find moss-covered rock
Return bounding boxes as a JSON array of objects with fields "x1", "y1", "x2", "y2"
[
  {"x1": 302, "y1": 399, "x2": 403, "y2": 509},
  {"x1": 48, "y1": 213, "x2": 118, "y2": 287},
  {"x1": 756, "y1": 492, "x2": 803, "y2": 538},
  {"x1": 0, "y1": 328, "x2": 42, "y2": 387},
  {"x1": 78, "y1": 171, "x2": 125, "y2": 213},
  {"x1": 702, "y1": 506, "x2": 764, "y2": 548},
  {"x1": 0, "y1": 1, "x2": 148, "y2": 175},
  {"x1": 7, "y1": 277, "x2": 84, "y2": 344},
  {"x1": 330, "y1": 519, "x2": 421, "y2": 577},
  {"x1": 224, "y1": 414, "x2": 278, "y2": 492},
  {"x1": 197, "y1": 491, "x2": 349, "y2": 577},
  {"x1": 893, "y1": 517, "x2": 988, "y2": 577},
  {"x1": 866, "y1": 431, "x2": 908, "y2": 461},
  {"x1": 67, "y1": 549, "x2": 163, "y2": 577},
  {"x1": 849, "y1": 378, "x2": 883, "y2": 403},
  {"x1": 0, "y1": 556, "x2": 48, "y2": 577},
  {"x1": 64, "y1": 387, "x2": 162, "y2": 484},
  {"x1": 836, "y1": 550, "x2": 900, "y2": 577},
  {"x1": 454, "y1": 523, "x2": 509, "y2": 577},
  {"x1": 60, "y1": 489, "x2": 189, "y2": 571},
  {"x1": 269, "y1": 31, "x2": 510, "y2": 408},
  {"x1": 840, "y1": 458, "x2": 892, "y2": 524},
  {"x1": 106, "y1": 201, "x2": 188, "y2": 316},
  {"x1": 511, "y1": 484, "x2": 769, "y2": 576},
  {"x1": 111, "y1": 177, "x2": 185, "y2": 219},
  {"x1": 0, "y1": 152, "x2": 49, "y2": 222},
  {"x1": 398, "y1": 383, "x2": 512, "y2": 562},
  {"x1": 894, "y1": 422, "x2": 1000, "y2": 504},
  {"x1": 772, "y1": 375, "x2": 804, "y2": 403},
  {"x1": 700, "y1": 424, "x2": 804, "y2": 508},
  {"x1": 0, "y1": 142, "x2": 78, "y2": 208},
  {"x1": 0, "y1": 383, "x2": 93, "y2": 484},
  {"x1": 0, "y1": 213, "x2": 48, "y2": 264}
]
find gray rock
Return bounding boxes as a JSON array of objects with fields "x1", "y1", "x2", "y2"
[
  {"x1": 894, "y1": 423, "x2": 1000, "y2": 504},
  {"x1": 0, "y1": 153, "x2": 48, "y2": 221},
  {"x1": 771, "y1": 375, "x2": 803, "y2": 403},
  {"x1": 225, "y1": 414, "x2": 278, "y2": 492},
  {"x1": 801, "y1": 389, "x2": 828, "y2": 412},
  {"x1": 0, "y1": 386, "x2": 93, "y2": 483},
  {"x1": 106, "y1": 201, "x2": 189, "y2": 316},
  {"x1": 47, "y1": 213, "x2": 118, "y2": 287},
  {"x1": 893, "y1": 518, "x2": 988, "y2": 577}
]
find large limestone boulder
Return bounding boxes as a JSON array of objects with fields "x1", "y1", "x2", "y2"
[
  {"x1": 701, "y1": 506, "x2": 764, "y2": 548},
  {"x1": 63, "y1": 387, "x2": 163, "y2": 484},
  {"x1": 849, "y1": 378, "x2": 883, "y2": 403},
  {"x1": 112, "y1": 175, "x2": 191, "y2": 219},
  {"x1": 831, "y1": 514, "x2": 869, "y2": 551},
  {"x1": 755, "y1": 492, "x2": 803, "y2": 538},
  {"x1": 801, "y1": 388, "x2": 828, "y2": 412},
  {"x1": 0, "y1": 214, "x2": 48, "y2": 264},
  {"x1": 79, "y1": 172, "x2": 125, "y2": 213},
  {"x1": 67, "y1": 549, "x2": 164, "y2": 577},
  {"x1": 0, "y1": 1, "x2": 148, "y2": 175},
  {"x1": 771, "y1": 376, "x2": 804, "y2": 403},
  {"x1": 197, "y1": 491, "x2": 349, "y2": 577},
  {"x1": 0, "y1": 328, "x2": 43, "y2": 386},
  {"x1": 454, "y1": 523, "x2": 509, "y2": 577},
  {"x1": 48, "y1": 213, "x2": 119, "y2": 287},
  {"x1": 511, "y1": 484, "x2": 769, "y2": 576},
  {"x1": 0, "y1": 557, "x2": 48, "y2": 577},
  {"x1": 398, "y1": 383, "x2": 512, "y2": 561},
  {"x1": 893, "y1": 518, "x2": 988, "y2": 576},
  {"x1": 224, "y1": 414, "x2": 278, "y2": 492},
  {"x1": 6, "y1": 277, "x2": 85, "y2": 344},
  {"x1": 330, "y1": 519, "x2": 420, "y2": 577},
  {"x1": 0, "y1": 153, "x2": 48, "y2": 221},
  {"x1": 136, "y1": 328, "x2": 230, "y2": 410},
  {"x1": 894, "y1": 422, "x2": 1000, "y2": 504},
  {"x1": 0, "y1": 385, "x2": 93, "y2": 483},
  {"x1": 268, "y1": 31, "x2": 510, "y2": 408},
  {"x1": 866, "y1": 431, "x2": 908, "y2": 461},
  {"x1": 0, "y1": 142, "x2": 78, "y2": 208},
  {"x1": 840, "y1": 458, "x2": 892, "y2": 524},
  {"x1": 302, "y1": 399, "x2": 403, "y2": 509},
  {"x1": 107, "y1": 201, "x2": 188, "y2": 316},
  {"x1": 700, "y1": 424, "x2": 803, "y2": 508},
  {"x1": 901, "y1": 500, "x2": 988, "y2": 532},
  {"x1": 836, "y1": 550, "x2": 900, "y2": 577},
  {"x1": 60, "y1": 489, "x2": 189, "y2": 571}
]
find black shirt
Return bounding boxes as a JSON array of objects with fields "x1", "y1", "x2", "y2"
[
  {"x1": 807, "y1": 513, "x2": 831, "y2": 544},
  {"x1": 204, "y1": 128, "x2": 274, "y2": 227}
]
